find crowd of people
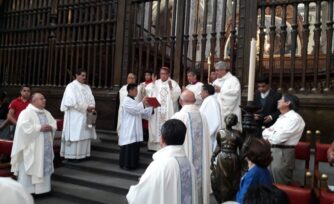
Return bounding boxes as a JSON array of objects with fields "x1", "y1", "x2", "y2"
[
  {"x1": 0, "y1": 60, "x2": 333, "y2": 204},
  {"x1": 122, "y1": 61, "x2": 309, "y2": 204}
]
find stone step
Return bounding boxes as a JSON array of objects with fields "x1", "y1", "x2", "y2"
[
  {"x1": 51, "y1": 180, "x2": 127, "y2": 204},
  {"x1": 91, "y1": 150, "x2": 153, "y2": 167},
  {"x1": 91, "y1": 142, "x2": 154, "y2": 159},
  {"x1": 98, "y1": 134, "x2": 118, "y2": 144},
  {"x1": 35, "y1": 196, "x2": 80, "y2": 204},
  {"x1": 62, "y1": 159, "x2": 145, "y2": 181},
  {"x1": 52, "y1": 167, "x2": 136, "y2": 195},
  {"x1": 95, "y1": 131, "x2": 150, "y2": 148}
]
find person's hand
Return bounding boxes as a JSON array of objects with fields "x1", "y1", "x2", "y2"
[
  {"x1": 87, "y1": 106, "x2": 95, "y2": 112},
  {"x1": 168, "y1": 80, "x2": 173, "y2": 90},
  {"x1": 263, "y1": 115, "x2": 273, "y2": 124},
  {"x1": 41, "y1": 124, "x2": 52, "y2": 132},
  {"x1": 214, "y1": 85, "x2": 221, "y2": 92},
  {"x1": 142, "y1": 96, "x2": 149, "y2": 106},
  {"x1": 254, "y1": 114, "x2": 261, "y2": 120}
]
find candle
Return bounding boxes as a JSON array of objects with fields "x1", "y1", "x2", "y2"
[
  {"x1": 207, "y1": 52, "x2": 211, "y2": 83},
  {"x1": 248, "y1": 38, "x2": 257, "y2": 101}
]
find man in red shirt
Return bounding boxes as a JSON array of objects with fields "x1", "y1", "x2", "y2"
[{"x1": 7, "y1": 85, "x2": 31, "y2": 125}]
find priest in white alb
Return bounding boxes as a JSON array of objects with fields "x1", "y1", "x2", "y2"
[
  {"x1": 148, "y1": 67, "x2": 181, "y2": 151},
  {"x1": 119, "y1": 83, "x2": 153, "y2": 170},
  {"x1": 200, "y1": 84, "x2": 221, "y2": 150},
  {"x1": 212, "y1": 61, "x2": 242, "y2": 131},
  {"x1": 11, "y1": 93, "x2": 57, "y2": 195},
  {"x1": 172, "y1": 90, "x2": 211, "y2": 204},
  {"x1": 185, "y1": 69, "x2": 203, "y2": 107},
  {"x1": 127, "y1": 119, "x2": 198, "y2": 204},
  {"x1": 60, "y1": 69, "x2": 97, "y2": 160},
  {"x1": 117, "y1": 73, "x2": 137, "y2": 135}
]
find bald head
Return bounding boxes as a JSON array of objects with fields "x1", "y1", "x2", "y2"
[
  {"x1": 31, "y1": 93, "x2": 46, "y2": 109},
  {"x1": 127, "y1": 73, "x2": 136, "y2": 84},
  {"x1": 179, "y1": 90, "x2": 196, "y2": 106}
]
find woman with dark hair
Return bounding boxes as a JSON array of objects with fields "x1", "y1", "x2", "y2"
[{"x1": 236, "y1": 137, "x2": 273, "y2": 204}]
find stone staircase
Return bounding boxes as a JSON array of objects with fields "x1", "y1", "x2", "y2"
[{"x1": 35, "y1": 130, "x2": 153, "y2": 204}]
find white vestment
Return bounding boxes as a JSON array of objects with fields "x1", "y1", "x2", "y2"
[
  {"x1": 117, "y1": 85, "x2": 128, "y2": 135},
  {"x1": 200, "y1": 95, "x2": 222, "y2": 150},
  {"x1": 127, "y1": 145, "x2": 198, "y2": 204},
  {"x1": 60, "y1": 79, "x2": 97, "y2": 159},
  {"x1": 0, "y1": 178, "x2": 34, "y2": 204},
  {"x1": 213, "y1": 72, "x2": 242, "y2": 131},
  {"x1": 172, "y1": 105, "x2": 211, "y2": 204},
  {"x1": 186, "y1": 82, "x2": 204, "y2": 107},
  {"x1": 11, "y1": 104, "x2": 57, "y2": 194},
  {"x1": 117, "y1": 85, "x2": 142, "y2": 135},
  {"x1": 148, "y1": 78, "x2": 181, "y2": 150},
  {"x1": 119, "y1": 96, "x2": 153, "y2": 146}
]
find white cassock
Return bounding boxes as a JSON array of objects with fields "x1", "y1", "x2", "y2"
[
  {"x1": 148, "y1": 78, "x2": 181, "y2": 151},
  {"x1": 119, "y1": 96, "x2": 153, "y2": 146},
  {"x1": 60, "y1": 79, "x2": 97, "y2": 159},
  {"x1": 200, "y1": 95, "x2": 222, "y2": 150},
  {"x1": 186, "y1": 82, "x2": 204, "y2": 107},
  {"x1": 117, "y1": 85, "x2": 128, "y2": 135},
  {"x1": 172, "y1": 104, "x2": 211, "y2": 204},
  {"x1": 117, "y1": 85, "x2": 142, "y2": 135},
  {"x1": 11, "y1": 104, "x2": 57, "y2": 194},
  {"x1": 0, "y1": 178, "x2": 34, "y2": 204},
  {"x1": 127, "y1": 145, "x2": 198, "y2": 204},
  {"x1": 213, "y1": 72, "x2": 242, "y2": 131}
]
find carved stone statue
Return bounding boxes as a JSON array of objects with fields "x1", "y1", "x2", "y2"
[{"x1": 211, "y1": 113, "x2": 243, "y2": 203}]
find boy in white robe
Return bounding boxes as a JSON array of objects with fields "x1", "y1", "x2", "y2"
[
  {"x1": 185, "y1": 69, "x2": 203, "y2": 107},
  {"x1": 117, "y1": 73, "x2": 137, "y2": 135},
  {"x1": 200, "y1": 84, "x2": 222, "y2": 150},
  {"x1": 60, "y1": 69, "x2": 97, "y2": 160},
  {"x1": 127, "y1": 119, "x2": 198, "y2": 204},
  {"x1": 11, "y1": 93, "x2": 57, "y2": 194},
  {"x1": 148, "y1": 67, "x2": 181, "y2": 151},
  {"x1": 172, "y1": 90, "x2": 211, "y2": 204},
  {"x1": 212, "y1": 61, "x2": 242, "y2": 131},
  {"x1": 119, "y1": 83, "x2": 153, "y2": 170}
]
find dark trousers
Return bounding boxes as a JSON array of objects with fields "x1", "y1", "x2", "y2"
[{"x1": 119, "y1": 142, "x2": 140, "y2": 170}]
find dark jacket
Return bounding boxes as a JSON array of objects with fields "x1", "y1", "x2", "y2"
[{"x1": 254, "y1": 89, "x2": 281, "y2": 129}]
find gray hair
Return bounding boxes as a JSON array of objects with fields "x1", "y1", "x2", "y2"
[{"x1": 214, "y1": 61, "x2": 229, "y2": 70}]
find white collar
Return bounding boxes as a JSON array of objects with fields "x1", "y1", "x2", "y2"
[
  {"x1": 27, "y1": 104, "x2": 45, "y2": 113},
  {"x1": 153, "y1": 145, "x2": 186, "y2": 160},
  {"x1": 260, "y1": 90, "x2": 270, "y2": 98}
]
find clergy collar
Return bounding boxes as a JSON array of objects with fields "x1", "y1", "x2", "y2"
[
  {"x1": 161, "y1": 77, "x2": 171, "y2": 83},
  {"x1": 217, "y1": 72, "x2": 232, "y2": 81},
  {"x1": 127, "y1": 94, "x2": 135, "y2": 100},
  {"x1": 27, "y1": 104, "x2": 45, "y2": 113},
  {"x1": 153, "y1": 145, "x2": 185, "y2": 160},
  {"x1": 181, "y1": 104, "x2": 199, "y2": 112}
]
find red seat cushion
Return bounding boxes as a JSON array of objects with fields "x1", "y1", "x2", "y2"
[
  {"x1": 0, "y1": 140, "x2": 13, "y2": 155},
  {"x1": 275, "y1": 184, "x2": 312, "y2": 204},
  {"x1": 320, "y1": 189, "x2": 334, "y2": 204},
  {"x1": 0, "y1": 168, "x2": 12, "y2": 177},
  {"x1": 295, "y1": 142, "x2": 310, "y2": 160},
  {"x1": 316, "y1": 143, "x2": 331, "y2": 162}
]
